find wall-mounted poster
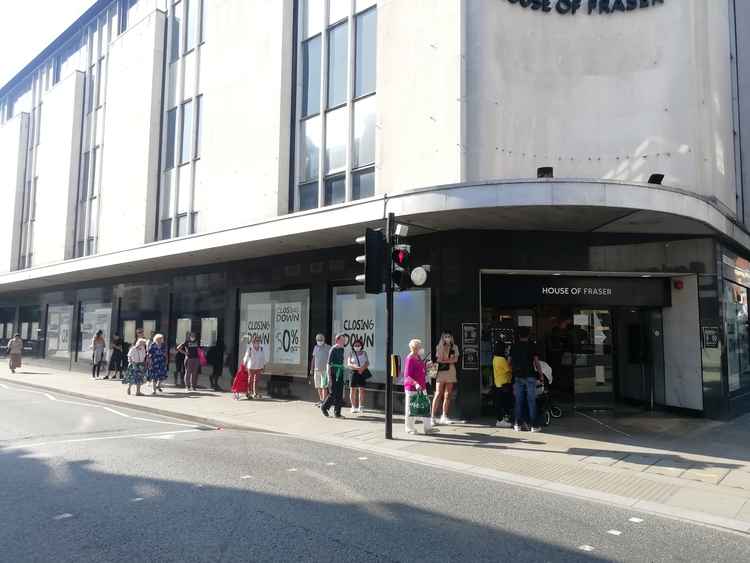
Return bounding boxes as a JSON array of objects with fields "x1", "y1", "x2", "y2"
[
  {"x1": 239, "y1": 290, "x2": 310, "y2": 376},
  {"x1": 79, "y1": 302, "x2": 112, "y2": 356},
  {"x1": 461, "y1": 323, "x2": 480, "y2": 370},
  {"x1": 273, "y1": 302, "x2": 303, "y2": 364}
]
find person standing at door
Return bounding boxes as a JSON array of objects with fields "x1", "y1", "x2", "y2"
[
  {"x1": 321, "y1": 333, "x2": 346, "y2": 418},
  {"x1": 492, "y1": 342, "x2": 513, "y2": 428},
  {"x1": 6, "y1": 333, "x2": 23, "y2": 374},
  {"x1": 510, "y1": 327, "x2": 542, "y2": 432},
  {"x1": 431, "y1": 332, "x2": 460, "y2": 425},
  {"x1": 177, "y1": 333, "x2": 201, "y2": 391},
  {"x1": 174, "y1": 332, "x2": 188, "y2": 388},
  {"x1": 105, "y1": 333, "x2": 124, "y2": 380},
  {"x1": 310, "y1": 334, "x2": 331, "y2": 406},
  {"x1": 91, "y1": 330, "x2": 106, "y2": 379}
]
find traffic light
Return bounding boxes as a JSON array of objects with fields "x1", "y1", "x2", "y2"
[
  {"x1": 355, "y1": 228, "x2": 386, "y2": 294},
  {"x1": 391, "y1": 244, "x2": 412, "y2": 291}
]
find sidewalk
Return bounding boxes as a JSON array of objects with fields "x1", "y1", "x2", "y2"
[{"x1": 3, "y1": 363, "x2": 750, "y2": 534}]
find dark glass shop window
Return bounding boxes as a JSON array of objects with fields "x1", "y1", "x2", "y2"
[{"x1": 324, "y1": 175, "x2": 345, "y2": 206}]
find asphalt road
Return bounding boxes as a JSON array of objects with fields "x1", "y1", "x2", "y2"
[{"x1": 1, "y1": 383, "x2": 748, "y2": 563}]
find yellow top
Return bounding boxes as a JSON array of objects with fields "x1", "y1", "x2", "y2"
[{"x1": 493, "y1": 356, "x2": 512, "y2": 387}]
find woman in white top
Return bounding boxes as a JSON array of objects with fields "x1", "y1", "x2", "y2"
[
  {"x1": 346, "y1": 338, "x2": 370, "y2": 415},
  {"x1": 126, "y1": 338, "x2": 148, "y2": 396},
  {"x1": 431, "y1": 332, "x2": 460, "y2": 425},
  {"x1": 243, "y1": 335, "x2": 267, "y2": 399}
]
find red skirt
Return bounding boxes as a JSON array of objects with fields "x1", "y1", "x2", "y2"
[{"x1": 231, "y1": 366, "x2": 249, "y2": 394}]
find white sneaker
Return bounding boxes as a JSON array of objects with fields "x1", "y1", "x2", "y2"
[
  {"x1": 439, "y1": 416, "x2": 453, "y2": 425},
  {"x1": 530, "y1": 426, "x2": 542, "y2": 433},
  {"x1": 430, "y1": 417, "x2": 438, "y2": 426},
  {"x1": 351, "y1": 407, "x2": 359, "y2": 415},
  {"x1": 513, "y1": 424, "x2": 522, "y2": 432},
  {"x1": 406, "y1": 429, "x2": 417, "y2": 435},
  {"x1": 496, "y1": 420, "x2": 512, "y2": 428}
]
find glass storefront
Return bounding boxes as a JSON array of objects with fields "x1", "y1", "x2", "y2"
[
  {"x1": 724, "y1": 281, "x2": 750, "y2": 393},
  {"x1": 78, "y1": 302, "x2": 112, "y2": 361},
  {"x1": 45, "y1": 304, "x2": 75, "y2": 360},
  {"x1": 19, "y1": 305, "x2": 43, "y2": 358},
  {"x1": 332, "y1": 285, "x2": 431, "y2": 383},
  {"x1": 238, "y1": 289, "x2": 311, "y2": 377}
]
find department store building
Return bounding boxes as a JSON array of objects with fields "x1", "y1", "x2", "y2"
[{"x1": 2, "y1": 0, "x2": 750, "y2": 419}]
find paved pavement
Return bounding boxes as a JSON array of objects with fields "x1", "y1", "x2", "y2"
[
  {"x1": 3, "y1": 363, "x2": 750, "y2": 535},
  {"x1": 2, "y1": 383, "x2": 749, "y2": 562}
]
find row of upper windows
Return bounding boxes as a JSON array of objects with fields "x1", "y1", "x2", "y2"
[{"x1": 0, "y1": 0, "x2": 147, "y2": 123}]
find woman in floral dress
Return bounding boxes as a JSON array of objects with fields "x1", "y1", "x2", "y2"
[
  {"x1": 147, "y1": 334, "x2": 168, "y2": 395},
  {"x1": 126, "y1": 338, "x2": 148, "y2": 396}
]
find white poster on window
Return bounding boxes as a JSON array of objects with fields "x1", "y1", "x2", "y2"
[
  {"x1": 336, "y1": 293, "x2": 379, "y2": 371},
  {"x1": 79, "y1": 303, "x2": 112, "y2": 354},
  {"x1": 273, "y1": 302, "x2": 302, "y2": 364}
]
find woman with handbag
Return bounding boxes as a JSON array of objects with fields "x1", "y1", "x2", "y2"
[
  {"x1": 346, "y1": 338, "x2": 370, "y2": 415},
  {"x1": 431, "y1": 332, "x2": 460, "y2": 425},
  {"x1": 404, "y1": 339, "x2": 434, "y2": 435}
]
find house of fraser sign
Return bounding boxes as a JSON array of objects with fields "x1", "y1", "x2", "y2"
[{"x1": 505, "y1": 0, "x2": 664, "y2": 15}]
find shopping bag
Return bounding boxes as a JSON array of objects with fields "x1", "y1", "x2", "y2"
[
  {"x1": 197, "y1": 347, "x2": 208, "y2": 367},
  {"x1": 231, "y1": 365, "x2": 249, "y2": 394},
  {"x1": 409, "y1": 391, "x2": 431, "y2": 418}
]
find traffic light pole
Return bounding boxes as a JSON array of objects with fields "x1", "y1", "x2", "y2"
[{"x1": 385, "y1": 212, "x2": 395, "y2": 440}]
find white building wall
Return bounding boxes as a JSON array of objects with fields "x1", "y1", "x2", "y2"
[
  {"x1": 464, "y1": 0, "x2": 737, "y2": 215},
  {"x1": 376, "y1": 0, "x2": 464, "y2": 194},
  {"x1": 33, "y1": 72, "x2": 85, "y2": 265},
  {"x1": 0, "y1": 114, "x2": 28, "y2": 272},
  {"x1": 193, "y1": 0, "x2": 293, "y2": 232},
  {"x1": 97, "y1": 11, "x2": 165, "y2": 253}
]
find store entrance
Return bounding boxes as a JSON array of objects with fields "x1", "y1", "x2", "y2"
[{"x1": 484, "y1": 305, "x2": 665, "y2": 412}]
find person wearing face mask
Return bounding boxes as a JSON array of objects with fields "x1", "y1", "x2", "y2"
[
  {"x1": 177, "y1": 332, "x2": 201, "y2": 392},
  {"x1": 310, "y1": 334, "x2": 331, "y2": 406},
  {"x1": 243, "y1": 335, "x2": 267, "y2": 399},
  {"x1": 431, "y1": 332, "x2": 460, "y2": 425},
  {"x1": 321, "y1": 333, "x2": 346, "y2": 418},
  {"x1": 346, "y1": 338, "x2": 370, "y2": 415},
  {"x1": 404, "y1": 339, "x2": 434, "y2": 435}
]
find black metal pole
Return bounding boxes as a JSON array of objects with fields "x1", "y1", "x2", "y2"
[{"x1": 385, "y1": 212, "x2": 395, "y2": 439}]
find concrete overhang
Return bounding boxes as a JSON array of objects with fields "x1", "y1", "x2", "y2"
[{"x1": 0, "y1": 179, "x2": 746, "y2": 294}]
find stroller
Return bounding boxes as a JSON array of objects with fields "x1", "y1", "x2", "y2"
[{"x1": 536, "y1": 361, "x2": 563, "y2": 427}]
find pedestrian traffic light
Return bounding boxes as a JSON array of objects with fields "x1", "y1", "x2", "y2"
[
  {"x1": 391, "y1": 244, "x2": 412, "y2": 291},
  {"x1": 355, "y1": 228, "x2": 386, "y2": 294}
]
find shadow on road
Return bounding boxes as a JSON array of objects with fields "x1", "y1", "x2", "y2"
[{"x1": 0, "y1": 446, "x2": 605, "y2": 562}]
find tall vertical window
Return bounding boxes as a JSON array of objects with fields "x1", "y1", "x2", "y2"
[
  {"x1": 180, "y1": 100, "x2": 194, "y2": 164},
  {"x1": 294, "y1": 1, "x2": 377, "y2": 211},
  {"x1": 159, "y1": 0, "x2": 205, "y2": 240}
]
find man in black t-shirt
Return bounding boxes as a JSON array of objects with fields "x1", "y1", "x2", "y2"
[{"x1": 510, "y1": 327, "x2": 542, "y2": 432}]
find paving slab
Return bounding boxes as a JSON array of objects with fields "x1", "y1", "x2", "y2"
[
  {"x1": 614, "y1": 453, "x2": 662, "y2": 472},
  {"x1": 681, "y1": 466, "x2": 732, "y2": 485},
  {"x1": 720, "y1": 470, "x2": 750, "y2": 491},
  {"x1": 646, "y1": 457, "x2": 693, "y2": 478},
  {"x1": 665, "y1": 487, "x2": 747, "y2": 519}
]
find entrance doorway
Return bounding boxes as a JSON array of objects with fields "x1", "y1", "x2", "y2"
[{"x1": 481, "y1": 304, "x2": 666, "y2": 412}]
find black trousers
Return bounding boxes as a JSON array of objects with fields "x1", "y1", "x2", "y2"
[
  {"x1": 322, "y1": 377, "x2": 345, "y2": 415},
  {"x1": 493, "y1": 383, "x2": 513, "y2": 421}
]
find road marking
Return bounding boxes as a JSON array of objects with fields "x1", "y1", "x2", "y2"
[
  {"x1": 3, "y1": 429, "x2": 201, "y2": 450},
  {"x1": 628, "y1": 517, "x2": 644, "y2": 523},
  {"x1": 288, "y1": 468, "x2": 298, "y2": 472},
  {"x1": 53, "y1": 513, "x2": 73, "y2": 520},
  {"x1": 326, "y1": 462, "x2": 336, "y2": 466},
  {"x1": 144, "y1": 434, "x2": 175, "y2": 440},
  {"x1": 358, "y1": 456, "x2": 368, "y2": 461},
  {"x1": 131, "y1": 497, "x2": 144, "y2": 503},
  {"x1": 240, "y1": 475, "x2": 253, "y2": 479},
  {"x1": 607, "y1": 530, "x2": 622, "y2": 536},
  {"x1": 578, "y1": 545, "x2": 595, "y2": 552},
  {"x1": 1, "y1": 384, "x2": 207, "y2": 428}
]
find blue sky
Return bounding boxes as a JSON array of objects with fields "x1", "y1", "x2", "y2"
[{"x1": 0, "y1": 0, "x2": 93, "y2": 87}]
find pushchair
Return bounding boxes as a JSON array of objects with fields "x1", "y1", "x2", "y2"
[{"x1": 536, "y1": 361, "x2": 563, "y2": 426}]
